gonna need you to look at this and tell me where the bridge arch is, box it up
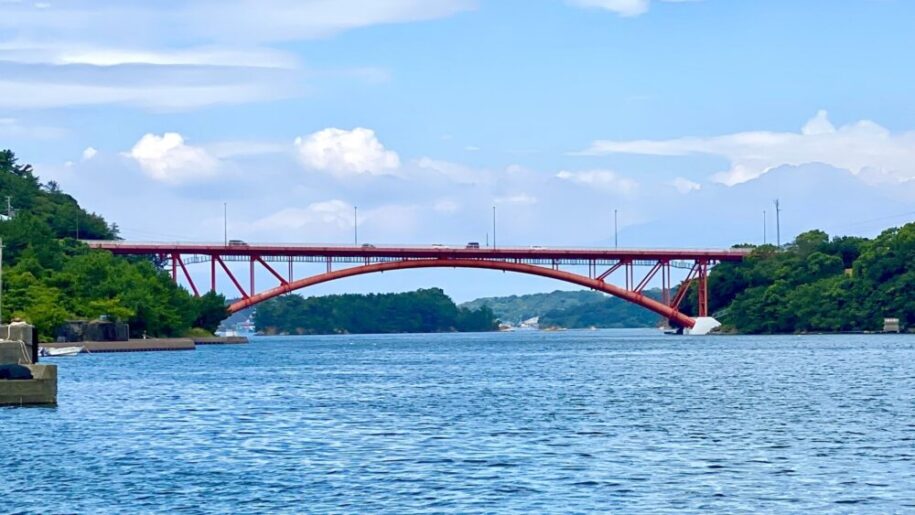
[228,258,697,329]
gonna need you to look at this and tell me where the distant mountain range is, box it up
[461,289,662,328]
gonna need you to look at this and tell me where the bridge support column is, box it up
[697,261,709,317]
[171,253,178,282]
[250,257,255,298]
[211,256,216,292]
[661,261,671,306]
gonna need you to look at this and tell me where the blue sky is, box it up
[3,0,915,301]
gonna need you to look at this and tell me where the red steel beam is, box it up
[634,261,663,293]
[597,261,625,281]
[670,263,700,310]
[214,255,248,299]
[254,255,289,286]
[175,254,200,297]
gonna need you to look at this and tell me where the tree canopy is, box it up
[0,149,227,340]
[680,225,915,333]
[253,288,498,335]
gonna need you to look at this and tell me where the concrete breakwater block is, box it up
[0,364,57,406]
[0,324,38,364]
[0,340,30,365]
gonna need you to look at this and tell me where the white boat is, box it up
[39,346,85,357]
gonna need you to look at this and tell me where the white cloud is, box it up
[184,0,474,43]
[567,0,696,17]
[125,132,219,184]
[579,110,915,186]
[556,169,639,194]
[81,146,97,160]
[0,1,466,110]
[0,1,472,44]
[294,128,400,177]
[670,177,700,193]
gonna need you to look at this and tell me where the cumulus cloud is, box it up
[567,0,696,17]
[294,128,400,177]
[578,110,915,186]
[81,146,97,161]
[556,169,639,194]
[125,132,219,184]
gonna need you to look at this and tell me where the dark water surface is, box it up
[2,330,914,513]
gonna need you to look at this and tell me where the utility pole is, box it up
[614,209,619,248]
[354,206,358,246]
[763,210,767,245]
[774,199,782,247]
[486,232,489,248]
[223,202,227,246]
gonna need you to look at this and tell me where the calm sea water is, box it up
[2,330,914,513]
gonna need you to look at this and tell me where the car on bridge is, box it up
[228,239,248,247]
[466,242,480,249]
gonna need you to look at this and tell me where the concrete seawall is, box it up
[41,336,248,353]
[0,364,57,406]
[43,339,195,353]
[194,336,249,345]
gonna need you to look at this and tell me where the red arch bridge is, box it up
[85,242,750,335]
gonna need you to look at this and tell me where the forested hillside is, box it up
[681,226,915,333]
[253,288,497,335]
[539,290,663,328]
[461,290,606,324]
[0,150,227,341]
[461,289,663,328]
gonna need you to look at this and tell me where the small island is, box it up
[252,288,498,335]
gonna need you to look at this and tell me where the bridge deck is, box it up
[85,241,750,263]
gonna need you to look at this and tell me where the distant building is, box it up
[884,318,901,333]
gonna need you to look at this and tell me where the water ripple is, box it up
[2,330,914,512]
